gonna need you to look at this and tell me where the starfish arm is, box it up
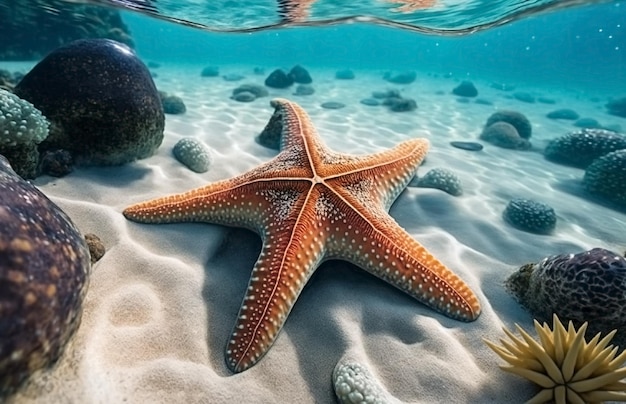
[327,204,481,322]
[226,191,326,373]
[324,138,429,210]
[123,178,311,232]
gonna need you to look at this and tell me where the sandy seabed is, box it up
[3,61,626,403]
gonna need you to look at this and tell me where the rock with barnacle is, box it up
[505,248,626,341]
[485,314,626,404]
[544,128,626,169]
[333,358,401,404]
[503,198,556,234]
[583,149,626,207]
[172,138,212,173]
[415,167,463,196]
[0,89,49,178]
[0,154,91,395]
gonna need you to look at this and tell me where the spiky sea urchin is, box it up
[485,314,626,404]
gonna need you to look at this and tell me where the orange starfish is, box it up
[386,0,437,12]
[277,0,438,22]
[123,99,481,373]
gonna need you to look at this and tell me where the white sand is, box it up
[4,61,626,403]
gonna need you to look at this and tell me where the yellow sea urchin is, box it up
[485,314,626,403]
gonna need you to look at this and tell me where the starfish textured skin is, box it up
[123,98,481,373]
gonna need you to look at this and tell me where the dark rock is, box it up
[293,84,315,96]
[574,118,601,129]
[147,61,160,68]
[201,66,219,77]
[0,143,39,180]
[232,91,256,102]
[450,141,483,151]
[383,71,416,84]
[456,98,471,104]
[546,109,579,120]
[38,149,74,177]
[513,92,535,103]
[223,74,245,82]
[606,97,626,118]
[161,94,186,114]
[264,69,294,89]
[388,98,417,112]
[253,67,265,75]
[14,39,165,166]
[485,110,532,139]
[474,99,493,106]
[372,90,400,99]
[335,69,355,80]
[480,122,531,150]
[360,98,380,106]
[452,81,478,97]
[537,97,556,104]
[233,84,269,98]
[0,154,90,393]
[256,105,283,150]
[288,65,312,84]
[321,102,345,110]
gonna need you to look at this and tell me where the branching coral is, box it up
[485,314,626,403]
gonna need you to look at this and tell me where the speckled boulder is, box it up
[173,138,212,173]
[485,110,532,139]
[505,248,626,339]
[544,128,626,168]
[583,149,626,206]
[14,38,164,166]
[480,122,531,150]
[502,198,556,234]
[0,155,90,395]
[416,167,462,196]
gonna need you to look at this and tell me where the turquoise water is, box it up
[123,1,625,93]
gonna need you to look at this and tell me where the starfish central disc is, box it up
[123,98,481,373]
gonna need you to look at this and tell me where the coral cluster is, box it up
[0,89,49,178]
[503,198,556,234]
[583,150,626,206]
[544,128,626,168]
[333,359,398,404]
[416,167,463,196]
[485,314,626,404]
[173,138,212,173]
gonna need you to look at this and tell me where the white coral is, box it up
[0,89,49,146]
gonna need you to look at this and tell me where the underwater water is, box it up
[2,0,626,403]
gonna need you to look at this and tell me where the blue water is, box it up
[124,1,625,93]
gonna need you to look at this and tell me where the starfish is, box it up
[277,0,438,22]
[123,98,481,373]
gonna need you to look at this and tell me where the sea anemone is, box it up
[485,314,626,403]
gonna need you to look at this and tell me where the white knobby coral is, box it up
[0,89,49,146]
[485,314,626,403]
[333,359,401,404]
